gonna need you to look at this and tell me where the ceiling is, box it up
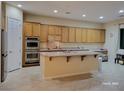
[6,1,124,23]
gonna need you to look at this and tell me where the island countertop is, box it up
[40,50,100,57]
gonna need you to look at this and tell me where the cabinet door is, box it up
[100,30,105,42]
[69,27,76,42]
[87,29,96,42]
[81,29,87,42]
[40,24,48,42]
[87,29,105,43]
[54,36,61,41]
[48,35,55,41]
[48,25,55,35]
[93,29,105,43]
[75,28,82,42]
[24,22,32,36]
[55,26,61,35]
[61,27,69,42]
[32,23,40,36]
[94,30,101,42]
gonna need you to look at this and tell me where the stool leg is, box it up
[115,58,116,64]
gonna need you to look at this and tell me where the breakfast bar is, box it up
[40,51,100,80]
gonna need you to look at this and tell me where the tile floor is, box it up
[0,62,124,91]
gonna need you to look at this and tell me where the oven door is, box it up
[26,41,39,50]
[25,51,40,64]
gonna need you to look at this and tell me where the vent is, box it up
[65,12,71,14]
[119,14,124,18]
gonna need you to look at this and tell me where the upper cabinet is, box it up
[40,24,48,42]
[55,26,61,35]
[61,26,69,43]
[48,25,62,42]
[24,22,40,37]
[48,25,55,35]
[87,29,105,43]
[100,30,105,43]
[32,23,41,36]
[48,25,61,35]
[24,22,105,43]
[24,22,32,36]
[81,29,87,42]
[69,27,76,42]
[75,28,82,42]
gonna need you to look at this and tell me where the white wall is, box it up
[24,14,104,29]
[104,18,124,63]
[24,14,104,49]
[4,4,23,68]
[5,4,23,23]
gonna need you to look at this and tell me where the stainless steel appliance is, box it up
[1,29,8,82]
[26,37,40,50]
[25,51,39,64]
[25,37,40,66]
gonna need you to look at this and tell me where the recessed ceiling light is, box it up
[82,14,86,17]
[53,10,58,13]
[119,10,124,13]
[17,4,22,8]
[99,16,104,19]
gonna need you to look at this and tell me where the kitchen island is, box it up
[40,50,100,80]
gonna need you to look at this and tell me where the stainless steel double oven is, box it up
[25,37,40,65]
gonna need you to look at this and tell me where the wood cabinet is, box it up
[61,27,69,42]
[100,30,105,42]
[69,27,76,42]
[87,29,105,43]
[48,25,55,35]
[24,22,32,36]
[32,23,40,36]
[40,24,48,42]
[48,25,61,34]
[87,29,97,42]
[24,22,105,43]
[48,25,61,42]
[81,29,87,42]
[24,22,40,37]
[32,23,40,37]
[55,26,61,35]
[54,36,61,41]
[75,28,82,42]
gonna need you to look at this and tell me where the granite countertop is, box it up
[40,50,100,57]
[40,48,89,52]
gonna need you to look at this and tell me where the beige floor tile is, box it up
[0,62,124,91]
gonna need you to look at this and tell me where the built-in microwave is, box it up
[25,37,40,50]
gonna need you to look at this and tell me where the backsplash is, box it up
[40,43,104,50]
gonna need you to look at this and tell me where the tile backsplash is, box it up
[40,43,104,50]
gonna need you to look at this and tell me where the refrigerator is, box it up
[1,29,8,82]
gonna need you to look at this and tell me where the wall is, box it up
[5,4,23,23]
[24,14,104,29]
[4,3,23,69]
[24,14,104,50]
[104,18,124,63]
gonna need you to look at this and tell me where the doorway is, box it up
[7,17,22,72]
